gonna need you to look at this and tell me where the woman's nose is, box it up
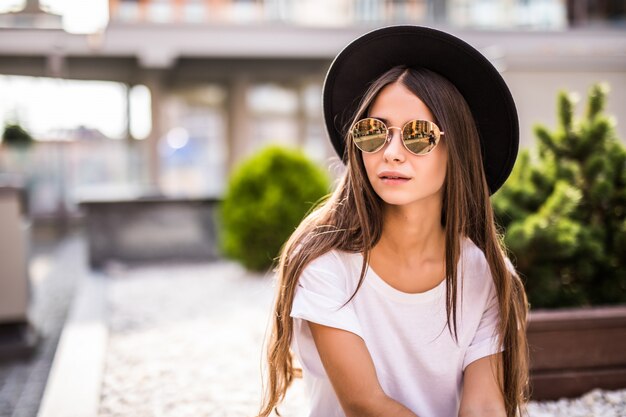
[383,127,405,161]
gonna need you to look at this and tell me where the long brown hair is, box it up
[258,66,529,417]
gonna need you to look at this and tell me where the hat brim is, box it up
[322,25,519,195]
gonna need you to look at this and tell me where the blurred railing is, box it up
[108,0,574,30]
[2,1,624,34]
[0,139,144,219]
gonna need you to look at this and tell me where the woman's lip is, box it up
[380,177,411,184]
[378,172,410,179]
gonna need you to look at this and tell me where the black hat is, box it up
[322,25,519,195]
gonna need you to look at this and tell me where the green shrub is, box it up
[2,123,33,148]
[493,83,626,308]
[218,145,330,272]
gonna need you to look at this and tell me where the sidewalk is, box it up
[0,234,84,417]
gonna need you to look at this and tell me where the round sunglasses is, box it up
[350,117,444,156]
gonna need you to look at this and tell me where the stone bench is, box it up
[79,196,222,269]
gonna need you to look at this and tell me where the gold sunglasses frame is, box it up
[350,117,445,156]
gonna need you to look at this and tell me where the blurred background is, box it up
[0,1,625,417]
[0,0,624,225]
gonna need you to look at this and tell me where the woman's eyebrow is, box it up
[370,116,389,124]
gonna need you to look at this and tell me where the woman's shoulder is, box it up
[304,247,357,275]
[460,236,515,269]
[459,236,488,268]
[459,236,516,288]
[459,236,495,289]
[296,248,359,296]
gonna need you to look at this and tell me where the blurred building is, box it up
[0,0,625,220]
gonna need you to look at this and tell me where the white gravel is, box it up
[527,388,626,417]
[98,260,307,417]
[97,260,626,417]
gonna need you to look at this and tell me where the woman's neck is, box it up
[375,199,446,267]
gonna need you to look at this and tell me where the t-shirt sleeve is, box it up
[462,271,504,371]
[289,252,363,339]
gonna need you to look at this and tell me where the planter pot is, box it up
[528,305,626,400]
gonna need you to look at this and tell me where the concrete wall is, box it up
[504,70,626,149]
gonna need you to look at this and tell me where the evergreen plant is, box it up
[493,83,626,308]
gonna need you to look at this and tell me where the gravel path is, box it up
[98,260,626,417]
[98,261,307,417]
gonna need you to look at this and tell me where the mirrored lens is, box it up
[402,120,441,155]
[351,118,387,153]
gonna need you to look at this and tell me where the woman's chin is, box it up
[378,194,418,206]
[377,189,442,207]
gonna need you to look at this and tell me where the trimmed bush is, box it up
[2,123,33,148]
[493,83,626,308]
[218,145,330,272]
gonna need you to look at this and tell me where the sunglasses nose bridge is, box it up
[380,126,406,157]
[386,126,402,143]
[385,126,402,150]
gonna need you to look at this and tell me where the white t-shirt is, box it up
[289,236,504,417]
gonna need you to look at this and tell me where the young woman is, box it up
[258,26,529,417]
